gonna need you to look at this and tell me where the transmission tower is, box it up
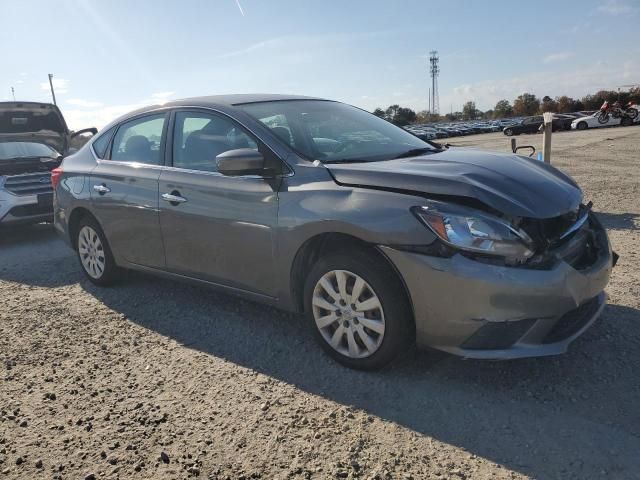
[429,50,440,115]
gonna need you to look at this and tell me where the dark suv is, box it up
[53,95,613,369]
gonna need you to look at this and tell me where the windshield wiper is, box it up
[393,147,441,159]
[321,158,378,164]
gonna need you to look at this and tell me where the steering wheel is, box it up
[332,139,361,154]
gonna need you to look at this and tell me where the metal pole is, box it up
[48,74,57,105]
[11,87,15,101]
[542,112,553,164]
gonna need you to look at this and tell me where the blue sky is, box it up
[1,0,639,128]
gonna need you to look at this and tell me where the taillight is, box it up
[51,167,63,189]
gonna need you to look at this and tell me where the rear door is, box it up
[158,109,280,296]
[90,112,168,268]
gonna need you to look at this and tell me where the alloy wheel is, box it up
[78,226,106,279]
[311,270,385,359]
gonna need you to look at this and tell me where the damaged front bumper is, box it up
[380,214,614,360]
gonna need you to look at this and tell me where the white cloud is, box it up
[543,52,573,63]
[66,98,104,108]
[597,0,636,15]
[40,78,69,95]
[63,103,145,130]
[437,59,640,112]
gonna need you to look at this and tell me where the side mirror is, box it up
[70,127,98,138]
[216,149,265,176]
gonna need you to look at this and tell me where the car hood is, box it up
[325,148,582,219]
[0,102,68,153]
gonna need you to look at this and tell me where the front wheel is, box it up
[304,250,413,370]
[76,217,120,286]
[576,121,588,131]
[597,112,609,124]
[504,128,514,136]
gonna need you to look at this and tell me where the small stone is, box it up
[19,420,27,428]
[260,403,269,412]
[160,451,170,464]
[84,474,96,480]
[35,460,43,469]
[15,457,24,465]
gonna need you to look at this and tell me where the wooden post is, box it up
[542,112,553,164]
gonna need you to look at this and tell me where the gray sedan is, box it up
[53,95,613,369]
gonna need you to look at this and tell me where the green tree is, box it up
[384,104,416,126]
[462,101,479,120]
[513,93,540,116]
[541,95,558,113]
[493,99,513,118]
[372,108,386,119]
[556,96,577,113]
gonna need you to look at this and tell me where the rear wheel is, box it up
[304,250,413,370]
[597,112,609,124]
[504,128,514,136]
[626,108,638,120]
[76,216,120,286]
[621,117,633,127]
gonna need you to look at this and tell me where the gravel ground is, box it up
[1,126,639,480]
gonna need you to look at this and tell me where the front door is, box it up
[158,109,279,296]
[90,113,168,268]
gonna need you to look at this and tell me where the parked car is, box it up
[503,116,543,135]
[54,94,614,370]
[0,102,96,226]
[503,115,572,136]
[571,106,639,130]
[551,113,576,131]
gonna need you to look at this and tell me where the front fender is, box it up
[273,164,436,310]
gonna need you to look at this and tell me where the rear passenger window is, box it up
[172,111,258,172]
[110,114,166,165]
[91,126,116,159]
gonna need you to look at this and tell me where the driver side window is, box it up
[172,111,258,173]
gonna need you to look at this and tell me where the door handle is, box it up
[161,192,187,204]
[93,184,111,195]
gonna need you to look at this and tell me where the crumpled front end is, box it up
[381,212,613,359]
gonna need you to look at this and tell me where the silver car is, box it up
[53,95,614,370]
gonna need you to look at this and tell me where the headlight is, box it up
[413,201,534,260]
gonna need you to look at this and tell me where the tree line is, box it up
[372,87,640,125]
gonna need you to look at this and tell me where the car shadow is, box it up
[595,212,639,231]
[82,271,640,479]
[0,223,78,288]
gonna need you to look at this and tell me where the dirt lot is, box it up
[1,126,639,480]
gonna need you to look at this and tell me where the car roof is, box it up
[106,94,329,128]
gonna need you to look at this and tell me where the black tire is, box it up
[75,215,120,286]
[576,121,588,131]
[303,249,414,370]
[626,108,638,120]
[504,128,514,136]
[597,112,609,124]
[621,117,633,127]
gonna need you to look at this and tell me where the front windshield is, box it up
[240,100,436,163]
[0,142,58,161]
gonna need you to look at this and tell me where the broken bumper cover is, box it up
[380,228,613,360]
